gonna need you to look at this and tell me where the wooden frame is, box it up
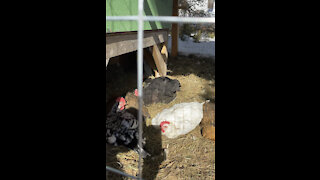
[106,29,168,77]
[152,43,167,76]
[106,29,168,59]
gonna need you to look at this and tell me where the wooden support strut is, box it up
[106,30,168,59]
[144,48,160,78]
[152,43,167,77]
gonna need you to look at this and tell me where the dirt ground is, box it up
[106,54,215,180]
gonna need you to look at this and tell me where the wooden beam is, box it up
[143,48,160,78]
[152,44,167,77]
[171,0,179,57]
[161,42,168,61]
[106,30,168,59]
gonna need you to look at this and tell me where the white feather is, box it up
[151,102,205,138]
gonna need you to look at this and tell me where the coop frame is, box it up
[106,0,215,179]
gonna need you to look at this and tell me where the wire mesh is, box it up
[106,1,215,179]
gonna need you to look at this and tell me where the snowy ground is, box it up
[171,0,215,58]
[167,36,215,58]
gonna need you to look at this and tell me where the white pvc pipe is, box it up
[137,0,144,179]
[106,16,215,24]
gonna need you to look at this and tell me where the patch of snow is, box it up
[167,36,215,58]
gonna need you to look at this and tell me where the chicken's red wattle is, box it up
[160,121,170,133]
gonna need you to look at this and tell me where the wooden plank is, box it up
[161,43,168,61]
[152,44,167,77]
[106,30,168,59]
[171,0,179,57]
[143,48,160,78]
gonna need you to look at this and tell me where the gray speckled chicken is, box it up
[106,98,150,158]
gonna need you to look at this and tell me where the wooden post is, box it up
[152,44,167,77]
[208,0,214,9]
[144,48,160,77]
[161,42,168,62]
[171,0,179,57]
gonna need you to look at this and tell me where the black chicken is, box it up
[143,77,181,105]
[106,100,150,158]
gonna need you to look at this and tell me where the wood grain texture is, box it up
[106,30,168,59]
[152,44,167,77]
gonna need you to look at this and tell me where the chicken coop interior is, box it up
[106,0,215,179]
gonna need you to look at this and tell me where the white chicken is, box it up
[151,102,207,138]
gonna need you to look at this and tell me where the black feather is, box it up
[143,77,181,105]
[106,109,150,157]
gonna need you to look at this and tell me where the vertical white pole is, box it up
[137,0,144,179]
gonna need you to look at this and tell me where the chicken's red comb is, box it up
[116,97,124,102]
[116,97,126,110]
[134,89,139,96]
